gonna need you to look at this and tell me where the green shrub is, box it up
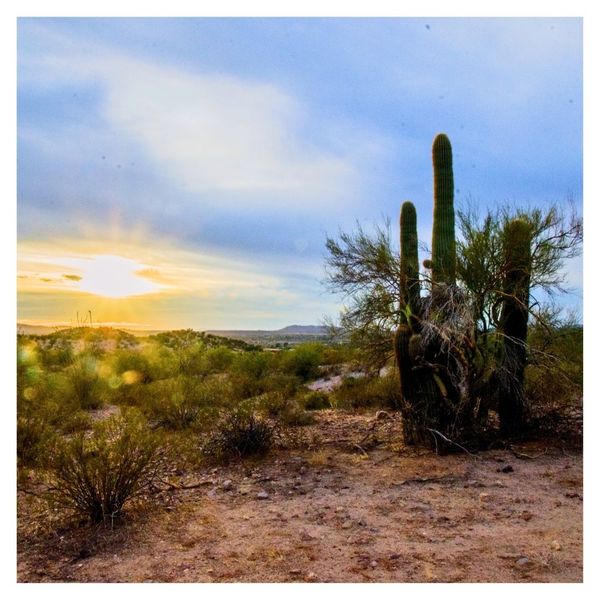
[203,408,275,461]
[37,344,74,370]
[46,413,163,523]
[17,415,55,468]
[300,390,331,411]
[17,370,92,467]
[143,376,229,430]
[331,374,400,410]
[280,343,323,381]
[64,356,105,410]
[201,346,234,374]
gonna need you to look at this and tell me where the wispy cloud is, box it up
[19,24,375,206]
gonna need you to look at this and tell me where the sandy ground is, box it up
[17,410,582,583]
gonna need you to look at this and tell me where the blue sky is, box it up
[17,17,583,329]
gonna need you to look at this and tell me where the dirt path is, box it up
[17,411,583,583]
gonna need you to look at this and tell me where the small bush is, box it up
[254,391,314,426]
[300,390,331,411]
[331,374,400,410]
[46,413,163,523]
[17,415,55,468]
[64,357,105,410]
[280,343,323,382]
[203,408,275,461]
[144,376,230,430]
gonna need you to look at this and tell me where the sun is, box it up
[75,255,161,298]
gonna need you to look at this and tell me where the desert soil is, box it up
[17,410,583,583]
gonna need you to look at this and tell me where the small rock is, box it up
[375,410,390,420]
[289,569,302,576]
[516,557,531,568]
[299,466,307,475]
[389,553,401,560]
[165,506,175,512]
[370,560,378,568]
[521,511,533,521]
[257,491,269,500]
[551,540,562,551]
[221,479,233,491]
[479,492,491,503]
[306,572,318,581]
[464,480,486,488]
[500,465,514,473]
[341,520,353,529]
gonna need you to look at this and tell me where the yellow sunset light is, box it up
[75,255,161,298]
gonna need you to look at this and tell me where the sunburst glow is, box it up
[74,255,161,298]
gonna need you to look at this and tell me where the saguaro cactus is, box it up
[431,133,456,286]
[498,218,532,436]
[399,201,421,324]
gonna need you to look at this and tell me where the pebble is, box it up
[306,572,318,581]
[257,491,270,500]
[370,560,378,568]
[479,492,491,503]
[341,521,353,529]
[516,557,531,568]
[464,480,485,488]
[551,540,562,551]
[289,569,302,575]
[221,479,233,491]
[500,465,514,473]
[299,466,307,474]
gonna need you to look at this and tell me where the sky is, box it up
[16,17,583,330]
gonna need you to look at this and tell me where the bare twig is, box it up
[426,428,479,458]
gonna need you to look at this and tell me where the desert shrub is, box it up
[177,343,207,376]
[111,344,179,382]
[203,408,275,461]
[300,390,331,411]
[17,371,92,467]
[261,372,301,396]
[111,348,154,383]
[46,413,163,523]
[143,376,230,430]
[231,351,275,380]
[277,401,315,426]
[331,373,400,410]
[253,391,314,426]
[280,343,323,381]
[201,346,234,374]
[17,415,55,468]
[522,323,582,442]
[109,380,148,407]
[64,356,105,410]
[37,343,74,370]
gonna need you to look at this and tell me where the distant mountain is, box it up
[274,325,329,335]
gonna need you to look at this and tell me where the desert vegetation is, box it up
[17,134,583,583]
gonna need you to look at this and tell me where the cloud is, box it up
[19,26,369,206]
